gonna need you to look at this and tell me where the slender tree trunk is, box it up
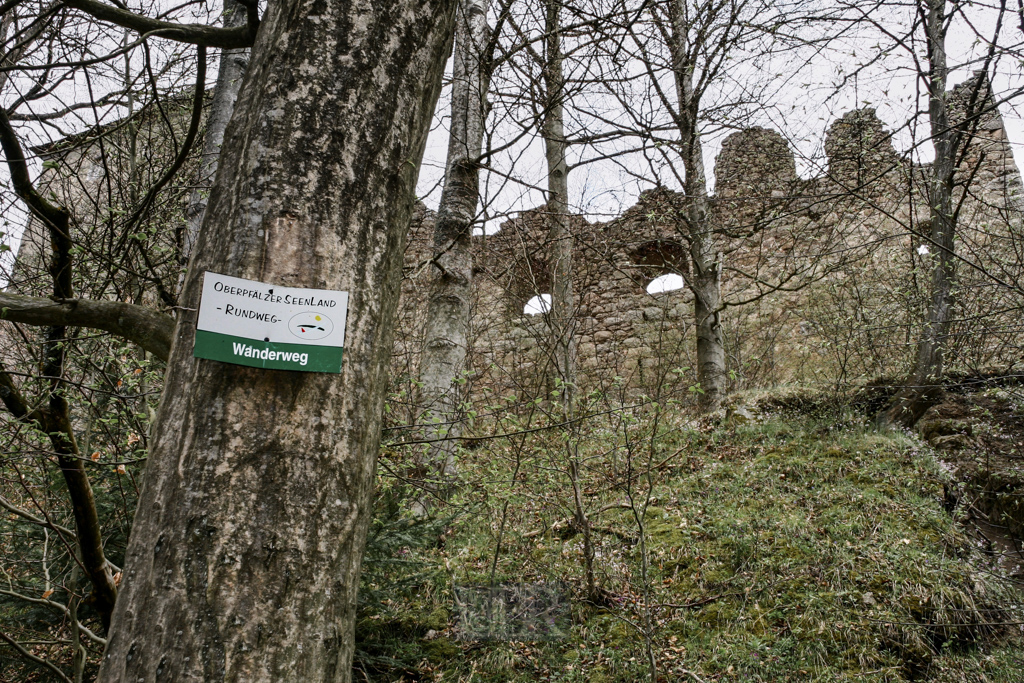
[542,0,577,407]
[668,0,726,411]
[180,0,249,274]
[0,106,119,628]
[882,0,956,428]
[98,1,457,680]
[69,563,86,683]
[542,0,596,600]
[413,0,491,513]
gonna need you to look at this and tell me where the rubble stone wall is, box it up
[394,75,1024,403]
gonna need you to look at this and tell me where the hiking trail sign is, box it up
[194,272,349,373]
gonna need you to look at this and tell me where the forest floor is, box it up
[357,384,1024,682]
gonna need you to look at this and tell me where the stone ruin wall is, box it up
[4,77,1019,404]
[393,75,1024,403]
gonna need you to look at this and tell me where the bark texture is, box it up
[413,0,491,509]
[882,0,957,428]
[98,0,456,680]
[181,0,250,273]
[667,0,726,411]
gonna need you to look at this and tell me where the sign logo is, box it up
[289,312,334,340]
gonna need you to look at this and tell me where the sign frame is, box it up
[193,271,349,373]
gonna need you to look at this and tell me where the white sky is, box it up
[415,0,1024,232]
[2,1,1023,281]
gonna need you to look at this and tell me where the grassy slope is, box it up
[357,400,1023,682]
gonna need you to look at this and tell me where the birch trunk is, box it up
[180,0,249,271]
[882,0,956,427]
[413,0,491,511]
[98,1,456,680]
[668,0,726,411]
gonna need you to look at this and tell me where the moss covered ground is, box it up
[357,395,1023,682]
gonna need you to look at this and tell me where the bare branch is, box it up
[62,0,257,48]
[0,494,77,537]
[0,107,68,228]
[0,589,107,646]
[0,293,173,361]
[0,629,74,683]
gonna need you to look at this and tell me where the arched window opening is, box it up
[630,240,688,294]
[646,273,685,294]
[523,294,552,315]
[503,253,552,315]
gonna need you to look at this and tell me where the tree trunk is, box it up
[690,238,726,411]
[667,0,726,411]
[542,0,577,407]
[541,0,596,601]
[98,1,456,680]
[180,0,249,274]
[881,0,956,428]
[413,0,491,513]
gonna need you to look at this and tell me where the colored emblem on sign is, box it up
[290,312,334,340]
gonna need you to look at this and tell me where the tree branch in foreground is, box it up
[0,363,119,630]
[0,292,173,361]
[62,0,257,48]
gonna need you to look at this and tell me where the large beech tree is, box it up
[98,1,457,681]
[2,0,458,680]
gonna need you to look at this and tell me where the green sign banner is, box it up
[193,330,344,373]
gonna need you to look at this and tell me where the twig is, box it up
[642,591,744,610]
[653,444,687,470]
[0,589,107,645]
[0,494,76,537]
[680,669,708,683]
[0,629,74,683]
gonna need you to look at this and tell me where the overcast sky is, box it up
[3,0,1023,281]
[414,0,1024,232]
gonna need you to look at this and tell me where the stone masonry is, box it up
[394,74,1024,404]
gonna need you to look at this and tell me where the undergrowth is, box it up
[358,396,1023,682]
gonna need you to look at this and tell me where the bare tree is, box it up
[876,0,1016,426]
[588,0,779,411]
[180,0,250,275]
[661,0,731,410]
[413,0,504,514]
[543,0,579,407]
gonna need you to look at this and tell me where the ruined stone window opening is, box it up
[630,240,688,295]
[523,294,552,316]
[505,253,553,315]
[646,273,685,294]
